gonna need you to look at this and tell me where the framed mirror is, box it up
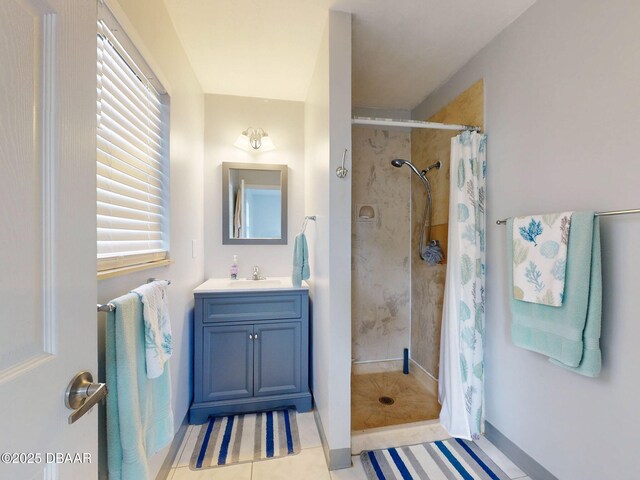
[222,162,288,245]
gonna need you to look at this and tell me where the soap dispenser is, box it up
[230,255,239,280]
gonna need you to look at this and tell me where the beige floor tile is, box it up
[297,411,322,449]
[171,462,252,479]
[330,455,367,480]
[251,446,330,480]
[351,421,450,454]
[175,425,200,468]
[474,436,527,479]
[351,372,440,430]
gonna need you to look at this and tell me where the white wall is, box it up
[413,0,640,478]
[203,94,305,279]
[305,10,352,468]
[97,1,204,478]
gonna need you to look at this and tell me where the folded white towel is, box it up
[132,280,172,378]
[512,212,572,306]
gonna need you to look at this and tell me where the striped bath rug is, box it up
[361,438,511,479]
[190,409,300,469]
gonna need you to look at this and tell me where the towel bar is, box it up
[97,278,172,312]
[496,208,640,225]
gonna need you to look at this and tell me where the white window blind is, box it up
[96,15,169,272]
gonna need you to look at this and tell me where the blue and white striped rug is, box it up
[190,410,300,469]
[361,438,511,479]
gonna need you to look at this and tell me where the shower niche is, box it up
[356,204,378,223]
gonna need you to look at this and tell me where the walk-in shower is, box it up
[350,125,450,450]
[391,159,443,264]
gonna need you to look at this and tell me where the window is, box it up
[96,9,169,273]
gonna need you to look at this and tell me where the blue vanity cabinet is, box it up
[254,322,301,397]
[190,287,312,424]
[202,324,254,402]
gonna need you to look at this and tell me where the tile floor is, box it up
[351,372,440,430]
[168,411,532,480]
[351,419,450,455]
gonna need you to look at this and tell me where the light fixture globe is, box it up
[233,129,252,151]
[259,132,275,152]
[233,127,275,152]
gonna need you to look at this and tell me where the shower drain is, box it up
[378,396,395,405]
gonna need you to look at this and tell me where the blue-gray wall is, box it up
[413,1,640,478]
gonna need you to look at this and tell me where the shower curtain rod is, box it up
[496,208,640,225]
[352,115,480,131]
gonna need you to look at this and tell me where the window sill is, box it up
[97,259,173,280]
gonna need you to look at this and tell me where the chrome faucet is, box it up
[251,265,265,281]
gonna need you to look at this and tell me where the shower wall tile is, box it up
[411,263,446,374]
[352,127,411,362]
[411,79,484,377]
[411,80,485,227]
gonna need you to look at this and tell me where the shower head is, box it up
[390,159,429,193]
[391,159,440,174]
[390,159,437,183]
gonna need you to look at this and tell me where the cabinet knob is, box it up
[254,333,259,340]
[249,334,254,340]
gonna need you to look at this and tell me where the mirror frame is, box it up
[222,162,288,245]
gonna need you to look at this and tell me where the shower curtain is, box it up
[439,131,487,440]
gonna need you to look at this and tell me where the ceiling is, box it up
[163,0,535,110]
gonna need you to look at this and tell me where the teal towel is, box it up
[106,293,174,479]
[292,233,310,287]
[507,212,602,377]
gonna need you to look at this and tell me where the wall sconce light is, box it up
[234,127,275,152]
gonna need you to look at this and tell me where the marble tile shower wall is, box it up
[409,129,451,378]
[410,80,484,378]
[351,127,411,362]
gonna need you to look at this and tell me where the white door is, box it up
[0,0,98,479]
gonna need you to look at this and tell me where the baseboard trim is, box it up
[313,408,352,470]
[352,358,403,374]
[484,422,558,480]
[408,359,438,398]
[328,448,353,470]
[155,413,189,480]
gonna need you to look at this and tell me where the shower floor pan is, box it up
[351,370,446,454]
[351,370,440,430]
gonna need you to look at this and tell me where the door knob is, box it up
[65,371,108,424]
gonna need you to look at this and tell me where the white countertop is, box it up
[194,277,309,294]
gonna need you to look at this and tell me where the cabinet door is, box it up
[254,322,301,396]
[202,325,254,401]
